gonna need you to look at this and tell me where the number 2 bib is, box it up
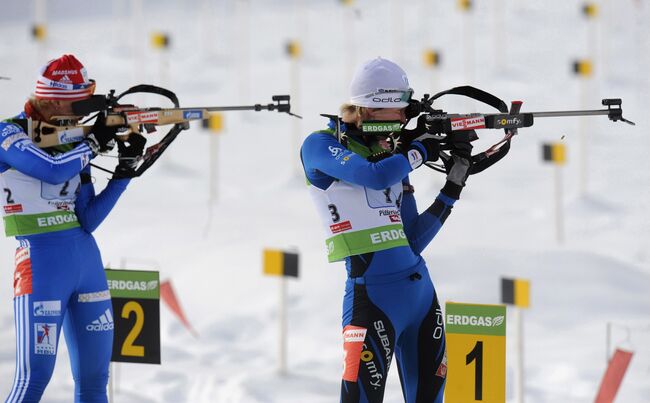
[1,169,80,236]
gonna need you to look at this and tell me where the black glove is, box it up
[85,114,117,155]
[397,114,440,169]
[442,141,473,187]
[413,134,441,162]
[401,134,440,170]
[112,133,146,179]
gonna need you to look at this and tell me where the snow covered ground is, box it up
[0,0,649,402]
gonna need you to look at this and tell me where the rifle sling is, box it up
[116,85,180,108]
[430,86,509,113]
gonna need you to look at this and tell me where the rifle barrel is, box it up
[177,104,278,112]
[202,105,264,112]
[530,109,609,118]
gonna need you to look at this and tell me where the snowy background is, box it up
[0,0,649,402]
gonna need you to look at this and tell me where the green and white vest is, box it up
[310,180,408,262]
[309,136,408,262]
[1,169,81,237]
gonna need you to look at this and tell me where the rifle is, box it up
[14,84,300,176]
[396,86,635,175]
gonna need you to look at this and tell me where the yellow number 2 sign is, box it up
[105,269,161,365]
[445,302,506,403]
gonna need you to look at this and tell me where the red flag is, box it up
[160,280,197,337]
[594,348,633,403]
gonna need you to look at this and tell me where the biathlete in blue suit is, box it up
[301,58,474,403]
[1,55,145,403]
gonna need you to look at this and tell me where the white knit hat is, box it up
[349,57,412,108]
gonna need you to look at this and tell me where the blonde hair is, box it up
[29,95,68,111]
[27,96,80,122]
[28,95,51,109]
[340,103,373,126]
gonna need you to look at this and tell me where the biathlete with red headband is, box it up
[1,54,145,403]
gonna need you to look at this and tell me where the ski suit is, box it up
[301,123,461,403]
[0,113,129,403]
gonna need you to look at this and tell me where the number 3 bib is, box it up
[309,180,408,262]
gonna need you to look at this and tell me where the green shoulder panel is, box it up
[312,128,335,136]
[345,136,385,159]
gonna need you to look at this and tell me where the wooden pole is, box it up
[342,3,356,95]
[601,0,610,79]
[279,275,288,375]
[159,43,170,89]
[461,3,475,112]
[606,322,612,363]
[131,0,144,86]
[200,0,215,57]
[290,56,302,178]
[462,6,475,86]
[554,163,564,244]
[112,0,127,51]
[494,0,506,72]
[515,307,525,403]
[587,8,598,71]
[203,132,219,237]
[391,0,404,65]
[34,0,47,63]
[209,133,219,204]
[236,0,251,104]
[108,362,114,403]
[578,79,589,197]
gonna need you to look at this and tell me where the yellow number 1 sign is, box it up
[445,302,506,403]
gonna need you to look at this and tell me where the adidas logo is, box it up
[86,309,114,332]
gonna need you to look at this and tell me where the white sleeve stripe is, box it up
[23,141,88,160]
[24,143,90,165]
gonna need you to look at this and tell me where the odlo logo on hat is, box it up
[35,54,95,101]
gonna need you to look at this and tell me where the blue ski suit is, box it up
[302,123,461,403]
[1,113,129,403]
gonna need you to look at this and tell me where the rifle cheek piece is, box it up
[71,95,108,116]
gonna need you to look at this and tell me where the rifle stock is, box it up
[21,88,295,149]
[24,107,261,148]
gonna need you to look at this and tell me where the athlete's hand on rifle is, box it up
[443,141,473,187]
[85,114,117,156]
[113,133,146,179]
[400,116,440,169]
[411,134,441,163]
